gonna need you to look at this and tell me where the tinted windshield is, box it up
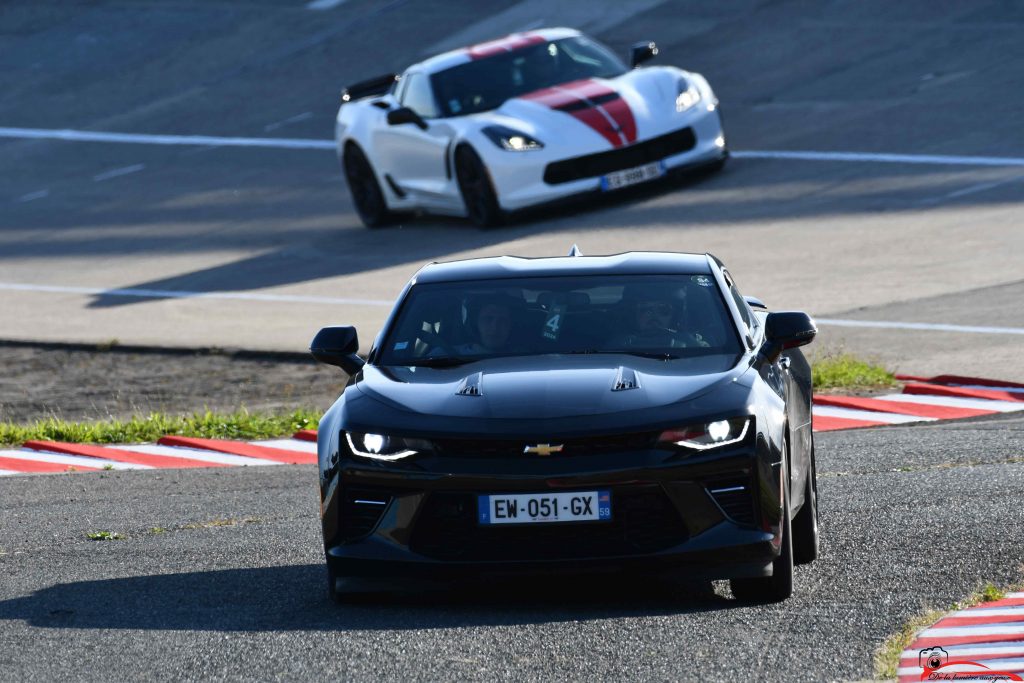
[378,274,743,366]
[431,36,628,117]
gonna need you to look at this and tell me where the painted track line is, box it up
[119,443,283,467]
[257,439,319,454]
[733,149,1024,167]
[903,382,1024,403]
[157,436,318,464]
[812,405,934,424]
[875,393,1024,413]
[23,440,225,469]
[0,452,100,473]
[816,318,1024,336]
[0,450,142,471]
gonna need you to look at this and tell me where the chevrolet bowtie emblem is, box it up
[523,443,563,456]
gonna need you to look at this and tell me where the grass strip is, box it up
[811,351,897,392]
[874,582,1017,680]
[0,408,320,448]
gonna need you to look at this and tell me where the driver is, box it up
[611,285,708,349]
[455,292,522,354]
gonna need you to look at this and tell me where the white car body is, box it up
[335,27,727,224]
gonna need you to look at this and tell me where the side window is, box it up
[400,73,439,118]
[723,271,755,336]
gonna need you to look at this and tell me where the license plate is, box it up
[478,490,611,525]
[600,161,665,191]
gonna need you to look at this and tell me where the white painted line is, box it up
[0,127,336,151]
[263,112,313,132]
[121,444,282,467]
[816,318,1024,336]
[811,405,934,424]
[921,622,1024,637]
[0,282,393,307]
[254,439,319,454]
[902,642,1024,659]
[92,163,145,182]
[0,450,148,470]
[1009,593,1024,599]
[306,0,347,9]
[733,150,1024,167]
[875,393,1024,413]
[17,189,49,203]
[953,606,1024,617]
[953,384,1024,394]
[897,661,1024,676]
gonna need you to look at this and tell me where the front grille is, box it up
[543,127,697,184]
[340,486,392,541]
[409,485,687,561]
[430,432,657,458]
[706,478,756,527]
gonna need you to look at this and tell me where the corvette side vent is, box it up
[612,366,640,392]
[456,372,483,397]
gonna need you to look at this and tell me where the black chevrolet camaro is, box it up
[311,250,819,602]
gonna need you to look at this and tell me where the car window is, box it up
[379,274,743,365]
[400,73,439,118]
[431,36,628,117]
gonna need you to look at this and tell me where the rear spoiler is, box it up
[341,73,399,104]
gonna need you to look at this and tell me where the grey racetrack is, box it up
[1,1,1023,680]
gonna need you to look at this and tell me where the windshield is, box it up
[378,274,743,366]
[431,36,628,117]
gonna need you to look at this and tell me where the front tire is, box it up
[792,443,820,565]
[455,145,504,228]
[343,144,392,228]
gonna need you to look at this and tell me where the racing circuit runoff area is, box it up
[1,0,1023,680]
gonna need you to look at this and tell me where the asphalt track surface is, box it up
[2,2,1024,680]
[0,414,1022,681]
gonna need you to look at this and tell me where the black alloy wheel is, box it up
[343,144,392,228]
[792,444,820,565]
[455,145,504,228]
[730,442,794,602]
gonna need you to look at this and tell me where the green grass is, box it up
[0,408,320,448]
[874,582,1016,680]
[810,351,897,392]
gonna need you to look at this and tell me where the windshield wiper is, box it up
[403,356,476,368]
[565,349,681,360]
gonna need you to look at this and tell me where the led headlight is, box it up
[482,125,544,152]
[345,431,418,461]
[675,78,702,112]
[658,416,750,451]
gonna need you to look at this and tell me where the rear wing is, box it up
[341,73,399,104]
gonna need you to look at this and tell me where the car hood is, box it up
[353,354,744,420]
[478,67,684,148]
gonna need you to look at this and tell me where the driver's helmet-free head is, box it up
[621,283,685,332]
[464,291,524,349]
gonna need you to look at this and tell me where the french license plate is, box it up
[600,161,665,191]
[478,490,611,525]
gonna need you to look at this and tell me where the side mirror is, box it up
[310,326,366,375]
[760,312,817,361]
[630,41,659,68]
[386,106,428,130]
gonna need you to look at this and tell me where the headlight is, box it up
[675,78,701,112]
[657,417,750,450]
[482,125,544,152]
[344,432,418,461]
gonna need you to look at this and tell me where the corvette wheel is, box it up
[343,144,392,228]
[455,146,504,228]
[792,443,820,565]
[730,448,794,603]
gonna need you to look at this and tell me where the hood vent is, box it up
[612,366,640,392]
[456,372,483,397]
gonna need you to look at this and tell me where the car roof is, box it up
[413,252,716,284]
[411,27,583,75]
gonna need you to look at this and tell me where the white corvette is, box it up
[335,27,727,228]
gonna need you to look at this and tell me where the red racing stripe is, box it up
[903,382,1024,402]
[0,456,99,473]
[24,440,225,469]
[293,429,318,442]
[157,435,317,464]
[812,395,992,419]
[520,79,633,148]
[811,415,885,431]
[559,80,637,144]
[467,33,545,60]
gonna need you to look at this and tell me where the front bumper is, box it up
[322,442,782,583]
[484,106,726,212]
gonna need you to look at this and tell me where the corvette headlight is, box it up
[675,78,701,112]
[482,125,544,152]
[658,417,750,450]
[345,431,418,460]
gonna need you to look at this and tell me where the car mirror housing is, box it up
[386,106,428,130]
[310,326,365,375]
[760,312,817,361]
[630,41,658,68]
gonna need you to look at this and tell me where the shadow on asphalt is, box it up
[0,564,743,631]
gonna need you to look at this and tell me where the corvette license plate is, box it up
[478,490,611,525]
[600,161,665,191]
